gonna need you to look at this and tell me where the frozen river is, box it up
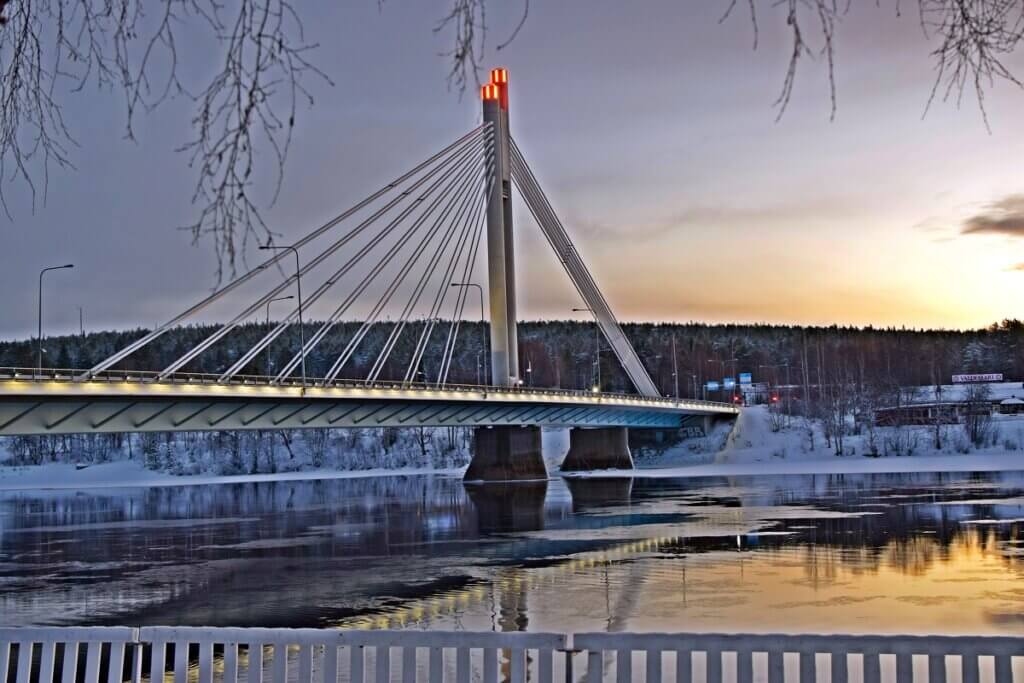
[1,470,1023,635]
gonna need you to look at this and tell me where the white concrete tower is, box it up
[481,69,519,386]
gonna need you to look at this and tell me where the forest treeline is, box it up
[2,318,1022,395]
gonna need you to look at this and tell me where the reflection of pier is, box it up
[565,478,633,512]
[465,482,549,533]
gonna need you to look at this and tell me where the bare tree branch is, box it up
[920,0,1024,129]
[721,0,1023,122]
[434,0,487,94]
[0,0,329,281]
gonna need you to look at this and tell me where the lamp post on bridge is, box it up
[573,307,601,392]
[264,295,295,377]
[450,282,487,386]
[37,264,74,375]
[259,244,306,392]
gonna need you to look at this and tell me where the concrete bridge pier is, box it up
[464,426,547,482]
[560,427,634,472]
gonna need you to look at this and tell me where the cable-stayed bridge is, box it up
[0,69,738,480]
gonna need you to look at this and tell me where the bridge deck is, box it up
[0,368,738,436]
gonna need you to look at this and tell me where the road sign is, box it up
[739,372,752,385]
[706,381,720,391]
[723,377,736,389]
[952,373,1003,383]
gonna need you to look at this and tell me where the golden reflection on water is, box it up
[334,525,1023,636]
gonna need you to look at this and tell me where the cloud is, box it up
[961,194,1024,237]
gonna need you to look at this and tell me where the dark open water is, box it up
[1,471,1022,635]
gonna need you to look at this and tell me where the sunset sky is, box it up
[2,1,1023,338]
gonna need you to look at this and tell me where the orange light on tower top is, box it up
[480,83,500,102]
[490,68,510,110]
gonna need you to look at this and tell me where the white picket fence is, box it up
[1,627,1021,683]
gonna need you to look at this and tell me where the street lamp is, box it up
[450,282,487,385]
[573,307,601,392]
[259,244,306,391]
[264,295,295,377]
[671,333,680,399]
[707,357,738,400]
[38,264,74,373]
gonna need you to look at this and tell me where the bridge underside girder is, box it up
[0,397,686,437]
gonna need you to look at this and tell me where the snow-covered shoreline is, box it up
[5,405,1024,492]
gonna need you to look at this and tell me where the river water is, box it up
[1,471,1022,635]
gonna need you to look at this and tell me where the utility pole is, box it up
[38,264,74,374]
[451,282,488,385]
[259,245,306,392]
[481,69,518,387]
[573,307,600,391]
[671,334,679,399]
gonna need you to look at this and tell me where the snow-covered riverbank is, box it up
[4,405,1024,491]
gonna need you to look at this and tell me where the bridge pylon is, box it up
[481,69,519,387]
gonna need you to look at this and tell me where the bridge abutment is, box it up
[560,427,634,472]
[465,426,547,482]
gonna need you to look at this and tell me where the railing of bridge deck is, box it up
[1,627,1021,683]
[0,367,739,412]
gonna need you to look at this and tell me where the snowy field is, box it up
[3,406,1024,491]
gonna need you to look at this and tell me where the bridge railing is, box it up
[1,627,1021,682]
[0,367,739,412]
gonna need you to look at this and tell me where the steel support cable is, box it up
[404,317,438,386]
[169,132,489,378]
[436,217,485,387]
[366,161,491,384]
[358,159,489,384]
[173,131,491,382]
[262,154,489,386]
[403,173,492,385]
[280,145,489,385]
[81,124,490,381]
[510,140,660,397]
[510,151,621,371]
[436,214,485,387]
[225,143,490,385]
[511,147,623,337]
[438,215,486,387]
[512,148,658,396]
[397,163,492,386]
[391,170,487,386]
[436,179,490,386]
[509,149,610,321]
[300,151,487,386]
[230,139,489,384]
